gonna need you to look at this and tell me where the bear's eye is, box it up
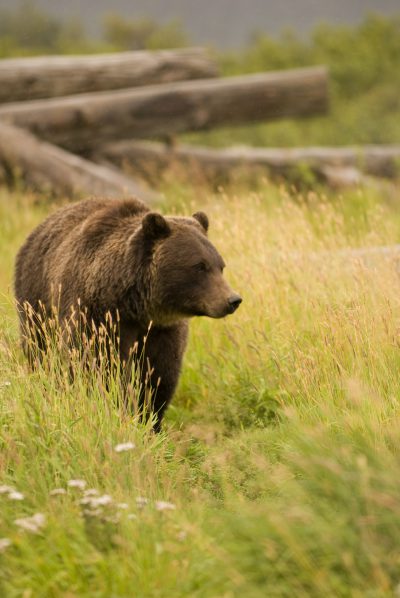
[194,261,208,273]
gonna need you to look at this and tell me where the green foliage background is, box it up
[189,15,400,147]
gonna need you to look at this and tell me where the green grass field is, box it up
[1,182,400,597]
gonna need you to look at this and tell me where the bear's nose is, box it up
[228,294,242,313]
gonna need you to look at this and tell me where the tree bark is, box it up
[0,48,219,103]
[0,122,160,203]
[96,140,400,186]
[0,67,329,152]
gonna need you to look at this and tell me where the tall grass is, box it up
[1,183,400,596]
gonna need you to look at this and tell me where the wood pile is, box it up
[4,48,394,200]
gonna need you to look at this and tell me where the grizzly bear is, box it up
[14,197,241,431]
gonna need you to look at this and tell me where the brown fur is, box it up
[14,197,241,431]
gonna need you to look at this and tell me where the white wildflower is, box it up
[127,513,137,520]
[117,502,129,510]
[136,496,148,508]
[0,381,11,389]
[0,486,24,500]
[15,513,46,534]
[49,488,67,496]
[79,496,94,506]
[93,494,113,506]
[80,494,112,509]
[155,500,176,512]
[83,508,103,518]
[0,485,15,495]
[67,479,86,490]
[8,491,24,501]
[114,442,136,453]
[104,514,119,524]
[83,489,99,497]
[0,538,11,552]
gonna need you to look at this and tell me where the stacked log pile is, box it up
[0,49,333,201]
[0,48,395,202]
[0,48,222,202]
[0,66,328,151]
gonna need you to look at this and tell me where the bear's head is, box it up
[140,210,242,326]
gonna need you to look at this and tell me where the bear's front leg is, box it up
[140,321,189,432]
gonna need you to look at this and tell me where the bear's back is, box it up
[14,197,147,314]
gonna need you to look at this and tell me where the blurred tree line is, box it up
[0,1,399,146]
[0,1,188,55]
[204,14,400,147]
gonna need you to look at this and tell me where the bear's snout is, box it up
[227,294,242,314]
[203,277,242,319]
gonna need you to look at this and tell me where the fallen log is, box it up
[0,48,219,103]
[273,243,400,273]
[0,122,160,203]
[96,140,400,187]
[0,67,329,152]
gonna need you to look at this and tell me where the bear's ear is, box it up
[192,211,209,232]
[142,212,171,240]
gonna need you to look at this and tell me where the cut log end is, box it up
[0,121,162,204]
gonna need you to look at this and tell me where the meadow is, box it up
[1,180,400,596]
